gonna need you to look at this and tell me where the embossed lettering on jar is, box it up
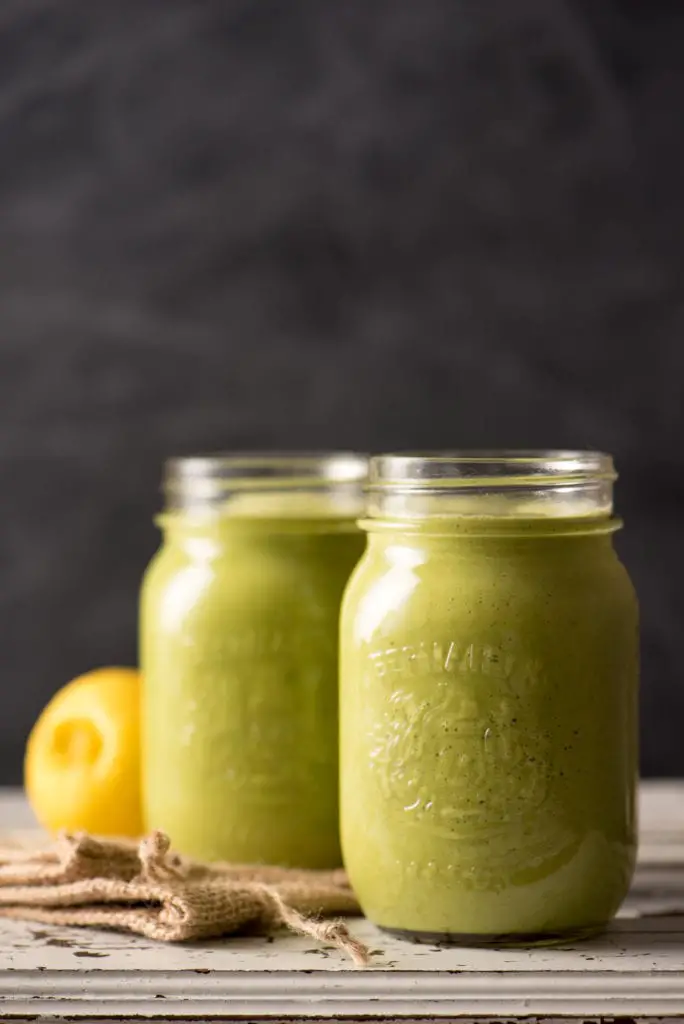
[141,453,367,867]
[340,452,639,944]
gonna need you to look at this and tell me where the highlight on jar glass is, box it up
[140,452,368,868]
[340,451,639,945]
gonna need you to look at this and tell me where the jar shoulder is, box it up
[341,539,638,643]
[143,533,362,624]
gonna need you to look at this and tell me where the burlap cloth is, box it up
[0,830,370,966]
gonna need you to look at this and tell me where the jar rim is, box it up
[368,450,616,490]
[166,451,369,486]
[163,451,369,513]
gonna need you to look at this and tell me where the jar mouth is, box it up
[164,451,369,515]
[368,451,615,489]
[366,451,616,520]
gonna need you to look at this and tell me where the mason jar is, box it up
[340,452,638,944]
[141,453,367,867]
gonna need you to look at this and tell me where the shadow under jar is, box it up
[340,452,639,945]
[141,453,368,867]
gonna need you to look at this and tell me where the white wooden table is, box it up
[1,783,683,1021]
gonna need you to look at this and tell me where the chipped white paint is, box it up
[0,782,683,1019]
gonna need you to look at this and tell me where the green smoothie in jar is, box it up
[340,452,638,944]
[141,453,367,867]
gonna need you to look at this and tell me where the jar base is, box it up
[379,923,606,949]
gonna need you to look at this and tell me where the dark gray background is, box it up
[0,0,682,783]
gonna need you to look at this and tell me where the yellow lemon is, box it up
[24,667,142,837]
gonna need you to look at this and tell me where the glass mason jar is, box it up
[141,453,368,867]
[340,452,639,944]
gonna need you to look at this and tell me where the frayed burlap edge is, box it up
[0,830,370,966]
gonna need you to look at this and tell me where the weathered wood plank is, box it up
[0,783,683,1020]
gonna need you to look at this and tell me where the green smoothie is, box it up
[141,458,366,868]
[340,512,638,941]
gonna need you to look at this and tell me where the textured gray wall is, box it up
[1,0,683,782]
